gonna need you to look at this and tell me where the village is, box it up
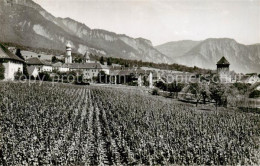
[0,42,259,109]
[1,42,260,85]
[1,0,260,165]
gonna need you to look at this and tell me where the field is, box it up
[0,82,260,165]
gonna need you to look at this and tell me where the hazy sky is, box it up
[33,0,260,46]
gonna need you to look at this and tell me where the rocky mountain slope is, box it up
[175,38,260,73]
[0,0,170,63]
[156,40,200,58]
[157,38,260,73]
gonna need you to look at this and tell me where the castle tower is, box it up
[217,56,231,82]
[65,42,72,63]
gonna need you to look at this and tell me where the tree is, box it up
[249,90,260,98]
[97,71,108,83]
[107,58,112,66]
[100,56,104,65]
[38,72,51,81]
[168,81,184,98]
[23,63,29,78]
[155,81,166,91]
[209,83,228,109]
[186,83,210,106]
[0,63,5,80]
[15,49,24,60]
[14,68,23,80]
[52,56,58,63]
[233,83,250,95]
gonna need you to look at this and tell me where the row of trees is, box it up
[154,81,255,109]
[97,55,211,73]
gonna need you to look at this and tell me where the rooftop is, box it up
[217,56,230,65]
[0,43,24,62]
[26,57,45,65]
[65,63,102,69]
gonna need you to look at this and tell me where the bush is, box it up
[128,81,138,86]
[152,89,159,95]
[0,63,5,80]
[249,90,260,98]
[14,69,24,80]
[38,72,51,81]
[75,74,90,85]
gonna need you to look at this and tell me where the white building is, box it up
[0,44,24,80]
[52,62,69,72]
[68,63,103,80]
[26,57,53,72]
[240,74,259,84]
[101,64,110,75]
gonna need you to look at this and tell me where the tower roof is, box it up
[66,42,71,48]
[217,56,230,65]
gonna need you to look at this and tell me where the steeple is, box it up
[65,42,72,63]
[84,51,90,63]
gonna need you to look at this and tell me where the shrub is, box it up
[249,90,260,98]
[152,88,159,95]
[38,72,51,81]
[0,63,5,80]
[14,69,24,80]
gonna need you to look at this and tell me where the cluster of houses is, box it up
[0,42,259,88]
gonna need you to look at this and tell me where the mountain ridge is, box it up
[171,38,260,73]
[0,0,170,63]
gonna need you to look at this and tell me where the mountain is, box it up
[173,38,260,73]
[0,0,170,63]
[155,40,200,58]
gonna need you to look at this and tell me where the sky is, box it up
[33,0,260,46]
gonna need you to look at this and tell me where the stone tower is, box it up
[65,42,72,64]
[217,56,231,82]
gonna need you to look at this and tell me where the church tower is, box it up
[84,51,90,63]
[65,42,72,63]
[217,56,231,82]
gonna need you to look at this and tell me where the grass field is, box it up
[0,82,260,165]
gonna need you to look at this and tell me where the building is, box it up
[217,56,231,83]
[65,43,72,64]
[68,63,103,81]
[26,57,53,72]
[101,64,110,75]
[52,62,69,72]
[239,74,259,84]
[0,43,24,80]
[27,66,39,78]
[21,50,54,61]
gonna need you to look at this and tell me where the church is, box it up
[0,43,24,80]
[63,43,104,81]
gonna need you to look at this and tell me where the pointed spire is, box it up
[217,56,230,65]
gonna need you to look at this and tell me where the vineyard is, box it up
[0,82,260,165]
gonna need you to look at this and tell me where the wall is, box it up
[41,65,53,72]
[58,67,69,72]
[82,68,101,80]
[3,61,23,80]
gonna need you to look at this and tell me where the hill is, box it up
[156,40,200,58]
[158,38,260,73]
